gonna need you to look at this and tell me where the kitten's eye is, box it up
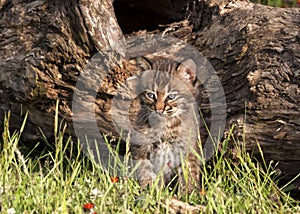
[146,92,156,99]
[167,94,176,100]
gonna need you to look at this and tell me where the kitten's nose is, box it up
[156,109,164,114]
[155,100,165,114]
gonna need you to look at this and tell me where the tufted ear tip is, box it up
[177,59,197,83]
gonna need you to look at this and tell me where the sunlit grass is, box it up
[251,0,299,8]
[0,110,299,213]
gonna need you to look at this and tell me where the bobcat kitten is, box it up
[116,57,201,192]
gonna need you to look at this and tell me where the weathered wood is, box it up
[186,0,300,180]
[0,0,123,144]
[0,0,299,190]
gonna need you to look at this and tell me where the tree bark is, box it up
[186,0,300,180]
[0,0,299,189]
[0,0,124,143]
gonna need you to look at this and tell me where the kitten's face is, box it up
[132,57,198,120]
[138,71,188,118]
[143,88,178,116]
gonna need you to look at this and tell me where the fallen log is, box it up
[0,0,299,192]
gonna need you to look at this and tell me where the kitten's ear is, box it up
[177,59,197,83]
[118,75,138,99]
[125,75,138,90]
[133,57,152,71]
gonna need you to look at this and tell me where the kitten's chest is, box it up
[150,141,186,172]
[161,116,181,140]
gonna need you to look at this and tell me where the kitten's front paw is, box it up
[139,178,155,188]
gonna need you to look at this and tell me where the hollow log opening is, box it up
[113,0,189,33]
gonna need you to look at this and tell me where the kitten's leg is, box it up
[131,145,159,187]
[136,159,158,187]
[137,159,174,189]
[187,152,201,192]
[177,152,200,194]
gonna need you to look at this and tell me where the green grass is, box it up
[251,0,299,8]
[0,112,299,213]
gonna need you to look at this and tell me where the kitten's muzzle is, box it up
[156,109,164,114]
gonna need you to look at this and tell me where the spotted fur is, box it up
[126,57,201,192]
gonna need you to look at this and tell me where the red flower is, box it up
[111,177,119,183]
[199,189,206,196]
[83,203,94,210]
